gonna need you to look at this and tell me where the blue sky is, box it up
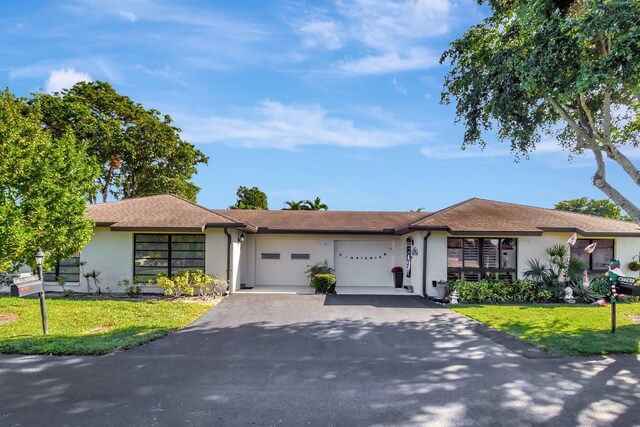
[1,0,637,212]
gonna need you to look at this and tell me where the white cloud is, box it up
[294,0,455,74]
[116,10,137,22]
[420,140,566,160]
[179,101,433,150]
[340,48,439,75]
[298,20,343,50]
[391,77,407,95]
[45,68,92,93]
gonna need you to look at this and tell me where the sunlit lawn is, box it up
[452,303,640,356]
[0,296,216,355]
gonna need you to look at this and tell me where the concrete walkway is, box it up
[0,294,639,426]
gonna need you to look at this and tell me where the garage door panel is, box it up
[334,241,393,287]
[256,239,315,286]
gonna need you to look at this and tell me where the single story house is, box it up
[38,195,640,297]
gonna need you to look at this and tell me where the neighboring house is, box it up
[36,195,640,297]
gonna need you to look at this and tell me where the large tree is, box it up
[0,89,98,272]
[35,81,208,203]
[441,0,640,222]
[229,186,268,210]
[555,197,631,220]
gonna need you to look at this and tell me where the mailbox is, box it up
[615,276,640,296]
[10,274,44,297]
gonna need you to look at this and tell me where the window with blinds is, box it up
[447,238,517,281]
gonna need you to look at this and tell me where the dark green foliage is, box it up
[36,81,208,203]
[0,89,98,272]
[311,274,336,294]
[442,0,640,222]
[283,197,328,210]
[448,279,553,303]
[229,186,268,210]
[555,197,631,220]
[305,261,335,282]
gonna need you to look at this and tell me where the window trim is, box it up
[44,255,81,283]
[571,238,614,273]
[447,237,518,281]
[133,234,206,282]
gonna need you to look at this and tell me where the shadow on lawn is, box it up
[0,296,638,425]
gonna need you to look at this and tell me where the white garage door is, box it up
[255,238,315,286]
[334,241,394,287]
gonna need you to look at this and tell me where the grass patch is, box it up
[0,296,216,355]
[451,303,640,356]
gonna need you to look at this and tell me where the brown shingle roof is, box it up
[86,195,243,231]
[214,210,431,234]
[85,195,640,236]
[410,198,640,236]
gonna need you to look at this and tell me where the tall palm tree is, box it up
[282,201,304,210]
[302,197,328,211]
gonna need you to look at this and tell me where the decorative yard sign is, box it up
[607,260,640,334]
[10,273,48,334]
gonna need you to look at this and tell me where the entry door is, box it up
[334,241,394,287]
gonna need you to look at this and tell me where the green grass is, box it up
[0,296,214,355]
[451,303,640,356]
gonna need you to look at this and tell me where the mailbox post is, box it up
[10,249,48,335]
[34,248,48,335]
[607,260,640,334]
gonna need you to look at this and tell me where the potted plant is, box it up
[628,255,640,272]
[391,266,403,288]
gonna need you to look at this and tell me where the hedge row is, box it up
[448,279,553,303]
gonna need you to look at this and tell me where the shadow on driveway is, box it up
[0,294,639,426]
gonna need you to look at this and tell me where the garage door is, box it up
[255,238,315,286]
[334,241,394,287]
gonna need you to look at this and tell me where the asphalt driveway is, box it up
[1,294,639,426]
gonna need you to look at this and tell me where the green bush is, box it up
[156,270,215,298]
[589,275,611,297]
[311,274,336,294]
[448,279,552,303]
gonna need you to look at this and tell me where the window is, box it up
[134,234,205,282]
[44,255,80,283]
[570,239,614,273]
[261,253,280,260]
[291,253,310,260]
[447,238,517,281]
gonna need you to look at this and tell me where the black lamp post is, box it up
[34,248,48,335]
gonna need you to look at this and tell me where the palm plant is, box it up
[302,197,328,211]
[283,201,305,210]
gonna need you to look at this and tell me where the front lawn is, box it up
[0,296,215,355]
[451,303,640,356]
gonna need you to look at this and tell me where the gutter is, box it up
[421,231,432,298]
[223,228,231,285]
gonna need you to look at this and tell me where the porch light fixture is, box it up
[238,233,245,244]
[35,248,45,267]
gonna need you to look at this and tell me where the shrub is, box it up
[448,279,552,303]
[589,275,611,297]
[156,270,216,298]
[311,274,336,294]
[118,279,143,297]
[305,261,334,280]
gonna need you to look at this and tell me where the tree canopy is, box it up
[35,81,208,203]
[229,186,268,210]
[441,0,640,222]
[0,89,98,272]
[282,197,329,210]
[554,197,631,220]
